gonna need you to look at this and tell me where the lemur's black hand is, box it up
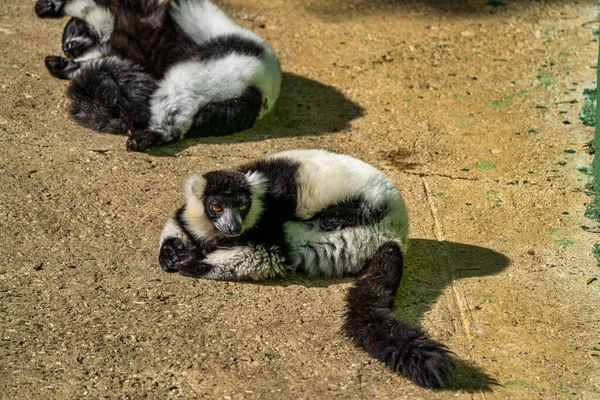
[126,130,164,152]
[159,238,214,278]
[159,238,192,272]
[35,0,65,18]
[45,56,80,79]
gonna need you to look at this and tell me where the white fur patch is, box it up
[284,221,402,277]
[269,150,408,233]
[242,171,267,231]
[170,0,263,46]
[202,244,288,280]
[149,52,280,139]
[74,47,104,63]
[65,0,114,43]
[179,175,223,241]
[158,216,190,249]
[184,174,207,202]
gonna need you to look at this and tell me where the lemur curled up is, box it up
[159,149,452,388]
[35,0,281,151]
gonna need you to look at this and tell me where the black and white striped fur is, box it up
[159,149,452,388]
[35,0,281,151]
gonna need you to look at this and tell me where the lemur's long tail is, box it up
[67,58,157,135]
[343,241,452,388]
[188,86,263,138]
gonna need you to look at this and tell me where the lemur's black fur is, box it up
[344,242,451,388]
[67,58,157,133]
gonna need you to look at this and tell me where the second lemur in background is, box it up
[158,149,452,388]
[35,0,281,151]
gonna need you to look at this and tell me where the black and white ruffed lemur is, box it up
[158,149,452,388]
[35,0,281,151]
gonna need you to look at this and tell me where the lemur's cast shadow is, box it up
[305,0,566,16]
[149,72,364,156]
[268,239,510,392]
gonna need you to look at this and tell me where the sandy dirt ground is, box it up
[1,0,600,398]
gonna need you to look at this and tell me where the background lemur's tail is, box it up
[343,241,452,388]
[188,86,263,138]
[67,58,158,135]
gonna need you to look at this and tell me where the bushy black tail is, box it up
[343,241,452,388]
[188,86,263,138]
[67,58,157,134]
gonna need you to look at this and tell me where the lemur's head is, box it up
[184,170,267,238]
[62,18,100,58]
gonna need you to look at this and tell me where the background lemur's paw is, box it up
[126,130,164,152]
[45,55,79,79]
[35,0,65,17]
[159,238,190,272]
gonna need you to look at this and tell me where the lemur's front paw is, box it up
[159,238,191,272]
[126,130,163,152]
[45,55,79,79]
[159,238,214,278]
[35,0,65,17]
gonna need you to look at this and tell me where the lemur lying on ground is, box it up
[158,149,452,388]
[35,0,281,151]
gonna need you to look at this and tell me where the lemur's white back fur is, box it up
[169,0,281,118]
[270,149,409,248]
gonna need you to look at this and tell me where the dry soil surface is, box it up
[1,0,600,398]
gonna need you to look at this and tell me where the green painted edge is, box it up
[594,37,600,210]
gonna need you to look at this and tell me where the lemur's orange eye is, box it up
[210,205,223,213]
[238,203,248,211]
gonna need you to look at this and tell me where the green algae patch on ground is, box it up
[579,88,596,127]
[549,229,575,247]
[488,88,533,106]
[537,69,556,87]
[593,242,600,268]
[476,159,496,170]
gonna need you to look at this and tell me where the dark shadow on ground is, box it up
[396,239,510,391]
[302,0,580,17]
[258,238,510,391]
[149,72,364,156]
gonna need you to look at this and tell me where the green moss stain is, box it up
[549,229,575,247]
[578,165,593,176]
[454,93,471,99]
[482,294,498,304]
[584,186,598,221]
[489,96,512,106]
[537,69,556,87]
[487,190,503,208]
[488,88,533,106]
[476,159,496,170]
[580,87,596,127]
[593,242,600,268]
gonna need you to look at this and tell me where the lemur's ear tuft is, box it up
[184,174,207,201]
